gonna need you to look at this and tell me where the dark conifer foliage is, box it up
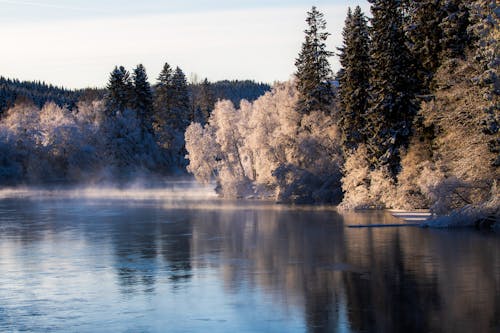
[202,80,270,107]
[170,67,190,130]
[105,66,133,114]
[295,6,335,115]
[405,0,445,93]
[190,78,215,124]
[365,0,418,175]
[468,0,499,166]
[132,64,154,132]
[198,78,215,122]
[337,6,370,154]
[153,62,174,131]
[440,0,471,59]
[0,77,79,114]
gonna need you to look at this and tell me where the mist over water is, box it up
[0,181,499,332]
[0,180,217,201]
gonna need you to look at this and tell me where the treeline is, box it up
[0,77,86,113]
[185,2,498,225]
[0,76,269,117]
[206,80,270,107]
[0,62,269,184]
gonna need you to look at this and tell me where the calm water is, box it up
[0,184,499,333]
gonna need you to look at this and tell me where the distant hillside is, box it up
[0,76,270,115]
[0,77,81,113]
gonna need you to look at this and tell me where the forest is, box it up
[0,0,498,227]
[0,66,268,183]
[185,1,499,227]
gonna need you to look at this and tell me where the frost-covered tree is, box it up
[396,57,498,214]
[105,66,133,114]
[185,80,343,203]
[295,6,335,115]
[132,64,153,134]
[338,145,371,209]
[339,144,397,210]
[398,0,498,216]
[0,100,104,183]
[365,0,418,175]
[337,6,370,153]
[185,122,218,183]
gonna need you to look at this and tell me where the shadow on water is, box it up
[0,187,498,332]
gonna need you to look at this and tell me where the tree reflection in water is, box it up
[0,197,498,332]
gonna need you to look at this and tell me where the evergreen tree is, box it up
[468,0,500,166]
[365,0,418,176]
[295,6,335,115]
[337,6,370,153]
[440,0,471,59]
[153,62,174,130]
[198,78,215,123]
[105,66,133,114]
[170,67,190,130]
[405,0,445,93]
[132,64,153,133]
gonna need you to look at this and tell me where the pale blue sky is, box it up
[0,0,369,89]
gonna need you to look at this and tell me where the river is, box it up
[0,183,498,332]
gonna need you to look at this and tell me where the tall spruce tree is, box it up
[191,78,215,124]
[295,6,335,115]
[337,6,370,154]
[105,66,133,114]
[405,0,445,93]
[469,0,500,166]
[365,0,418,176]
[170,67,190,130]
[153,62,174,131]
[132,64,153,133]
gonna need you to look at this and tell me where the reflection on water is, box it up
[0,186,498,332]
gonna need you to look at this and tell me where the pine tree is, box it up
[170,67,190,130]
[295,6,335,115]
[365,0,418,176]
[105,66,133,114]
[132,64,154,133]
[440,0,471,59]
[337,6,370,154]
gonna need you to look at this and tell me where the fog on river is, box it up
[0,183,499,333]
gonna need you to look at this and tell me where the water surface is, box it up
[0,184,498,332]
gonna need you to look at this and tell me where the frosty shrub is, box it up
[339,145,396,210]
[338,145,371,210]
[393,137,436,210]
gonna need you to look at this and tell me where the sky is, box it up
[0,0,369,89]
